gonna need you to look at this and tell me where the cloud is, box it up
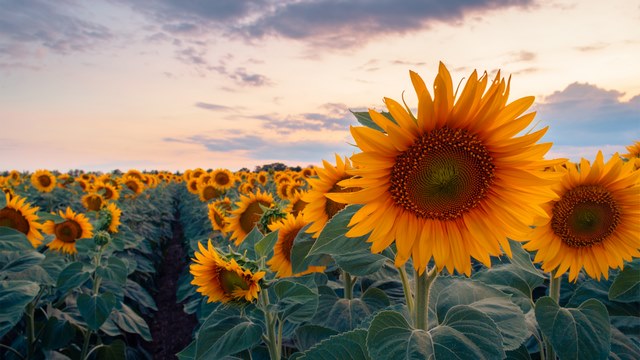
[257,103,356,134]
[533,82,639,149]
[194,102,233,111]
[0,1,112,63]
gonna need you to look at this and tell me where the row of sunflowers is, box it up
[0,169,176,359]
[1,63,639,359]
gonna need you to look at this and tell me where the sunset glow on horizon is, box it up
[1,0,638,172]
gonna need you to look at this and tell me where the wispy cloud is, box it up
[194,102,234,111]
[534,82,639,147]
[257,103,356,134]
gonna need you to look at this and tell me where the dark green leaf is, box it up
[56,262,91,294]
[350,110,396,132]
[96,257,128,286]
[40,317,76,350]
[0,227,33,251]
[609,261,640,303]
[77,292,116,330]
[295,325,339,352]
[535,297,610,360]
[237,227,263,260]
[610,327,640,360]
[195,316,262,359]
[291,224,325,274]
[323,288,389,332]
[299,329,370,360]
[505,343,532,360]
[124,279,157,311]
[0,251,45,274]
[0,280,40,338]
[274,280,319,323]
[308,205,366,256]
[110,303,152,341]
[254,229,279,259]
[95,339,126,360]
[177,341,196,360]
[333,252,387,277]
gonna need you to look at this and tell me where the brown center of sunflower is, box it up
[291,199,308,217]
[189,180,199,192]
[239,200,271,234]
[202,186,221,201]
[389,127,495,220]
[212,209,226,228]
[85,195,103,211]
[219,269,249,294]
[38,175,52,187]
[325,178,360,219]
[280,226,302,263]
[0,207,30,235]
[126,180,140,193]
[551,185,620,248]
[215,172,230,186]
[103,187,114,200]
[54,220,83,243]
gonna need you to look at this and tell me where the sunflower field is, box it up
[1,64,639,360]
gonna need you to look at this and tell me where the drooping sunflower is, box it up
[208,203,229,235]
[125,169,144,181]
[328,63,561,275]
[302,155,355,238]
[267,213,326,278]
[286,191,308,217]
[190,240,265,303]
[121,176,144,196]
[95,182,120,201]
[0,193,43,247]
[198,182,222,202]
[622,140,640,170]
[524,152,640,281]
[82,192,105,212]
[103,202,122,234]
[43,207,94,254]
[227,190,275,245]
[31,169,57,193]
[211,168,235,191]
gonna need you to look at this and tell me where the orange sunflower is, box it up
[622,141,640,170]
[190,240,265,303]
[328,63,560,275]
[211,168,235,191]
[198,181,223,202]
[286,191,308,217]
[31,169,57,193]
[208,203,229,235]
[227,190,274,245]
[267,213,326,278]
[81,192,105,212]
[43,207,94,254]
[121,176,144,196]
[103,202,122,234]
[0,193,43,247]
[303,155,356,238]
[524,152,640,281]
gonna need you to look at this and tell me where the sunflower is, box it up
[31,169,57,193]
[328,63,561,275]
[125,169,144,180]
[228,190,275,245]
[43,207,94,254]
[622,141,640,170]
[267,213,326,278]
[287,180,306,200]
[208,203,229,234]
[257,171,269,186]
[8,170,22,185]
[302,155,356,238]
[190,240,265,303]
[95,182,120,201]
[198,182,222,202]
[75,178,90,192]
[191,168,205,180]
[276,181,291,200]
[186,178,200,194]
[121,176,144,196]
[301,167,316,178]
[214,197,233,212]
[82,192,105,212]
[0,194,43,247]
[524,153,639,281]
[57,174,74,188]
[238,182,255,194]
[103,202,122,234]
[286,191,308,217]
[211,169,235,191]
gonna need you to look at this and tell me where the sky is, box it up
[1,0,638,172]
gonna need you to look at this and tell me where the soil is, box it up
[145,213,198,359]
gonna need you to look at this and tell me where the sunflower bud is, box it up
[94,230,111,246]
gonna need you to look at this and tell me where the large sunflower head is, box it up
[211,168,235,190]
[82,192,105,212]
[190,240,265,303]
[0,193,43,247]
[228,189,275,245]
[43,207,94,254]
[328,63,561,275]
[31,169,57,193]
[302,155,356,238]
[102,202,122,234]
[208,203,229,235]
[267,213,326,278]
[524,152,640,282]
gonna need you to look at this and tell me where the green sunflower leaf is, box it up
[609,260,640,303]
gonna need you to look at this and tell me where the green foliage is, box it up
[0,280,39,338]
[77,292,117,330]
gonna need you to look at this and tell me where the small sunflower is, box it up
[211,169,235,191]
[125,169,144,180]
[103,202,122,234]
[198,182,222,202]
[301,167,316,178]
[75,178,90,192]
[82,192,105,212]
[267,213,326,278]
[524,152,640,281]
[622,141,640,170]
[31,170,57,193]
[95,182,120,201]
[214,197,233,212]
[208,203,229,234]
[228,190,275,245]
[43,207,94,254]
[8,170,22,185]
[302,155,355,238]
[190,240,265,303]
[329,63,560,275]
[122,176,144,196]
[186,178,200,194]
[276,182,291,200]
[0,193,43,247]
[238,182,255,194]
[286,191,308,217]
[257,171,269,186]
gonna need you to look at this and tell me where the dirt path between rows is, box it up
[146,210,198,359]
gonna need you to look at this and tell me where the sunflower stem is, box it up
[397,263,414,316]
[414,266,438,331]
[80,329,92,360]
[259,289,280,360]
[343,270,353,300]
[543,275,562,359]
